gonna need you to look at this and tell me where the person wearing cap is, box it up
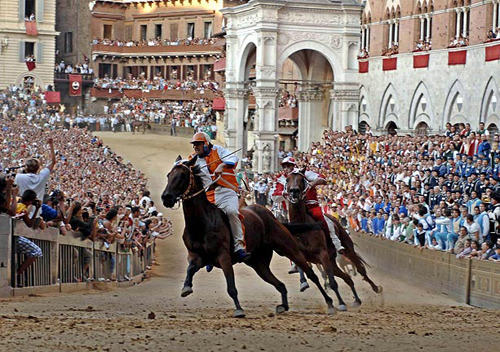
[474,172,488,197]
[480,157,493,177]
[488,192,500,244]
[273,157,344,253]
[189,132,249,263]
[491,175,500,193]
[493,154,500,177]
[464,157,476,177]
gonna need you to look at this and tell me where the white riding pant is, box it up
[214,186,245,252]
[324,215,344,250]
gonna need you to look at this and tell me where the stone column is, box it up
[455,9,461,39]
[395,21,399,44]
[426,15,431,40]
[420,17,425,41]
[296,87,325,151]
[388,21,393,47]
[330,84,360,132]
[462,8,468,37]
[361,26,365,50]
[223,87,249,161]
[367,26,370,51]
[252,87,279,174]
[493,2,498,31]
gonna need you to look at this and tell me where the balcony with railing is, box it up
[54,73,94,84]
[92,44,221,56]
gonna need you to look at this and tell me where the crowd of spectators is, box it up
[449,36,469,48]
[0,87,173,284]
[278,90,298,109]
[93,74,220,93]
[54,61,93,75]
[383,42,399,56]
[414,39,432,51]
[357,48,369,59]
[269,123,500,263]
[92,37,219,47]
[487,28,500,41]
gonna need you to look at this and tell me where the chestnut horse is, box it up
[286,169,382,309]
[161,156,337,317]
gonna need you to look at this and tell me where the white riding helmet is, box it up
[281,157,297,166]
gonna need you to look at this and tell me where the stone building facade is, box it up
[0,0,58,89]
[223,0,362,173]
[359,0,500,134]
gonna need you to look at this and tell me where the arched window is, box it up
[358,121,369,134]
[415,121,429,136]
[23,75,35,93]
[488,123,498,136]
[386,121,398,135]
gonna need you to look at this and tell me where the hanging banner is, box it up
[45,91,61,103]
[69,74,82,96]
[26,62,36,71]
[25,21,38,36]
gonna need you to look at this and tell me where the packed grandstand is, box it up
[2,82,500,287]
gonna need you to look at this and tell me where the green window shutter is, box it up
[19,0,25,21]
[19,41,25,62]
[37,0,44,22]
[37,42,44,64]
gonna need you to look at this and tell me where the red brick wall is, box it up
[365,0,493,55]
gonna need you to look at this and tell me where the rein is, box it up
[171,163,238,204]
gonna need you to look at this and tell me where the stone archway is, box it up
[222,0,361,173]
[15,72,44,90]
[279,48,334,150]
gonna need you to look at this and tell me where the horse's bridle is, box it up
[167,162,223,203]
[284,172,311,204]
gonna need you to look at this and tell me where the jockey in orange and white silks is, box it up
[274,157,344,253]
[189,132,250,263]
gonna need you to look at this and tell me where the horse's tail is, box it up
[282,222,323,236]
[326,214,371,269]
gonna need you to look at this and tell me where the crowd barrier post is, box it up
[93,241,117,282]
[58,232,94,285]
[10,219,59,293]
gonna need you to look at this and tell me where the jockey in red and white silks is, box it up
[273,157,344,253]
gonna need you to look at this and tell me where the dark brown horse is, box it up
[161,156,337,317]
[286,169,382,309]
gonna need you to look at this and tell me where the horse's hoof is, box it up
[181,286,193,297]
[300,282,310,292]
[376,285,384,294]
[338,304,348,312]
[327,306,337,315]
[276,305,288,314]
[352,300,362,308]
[234,309,246,318]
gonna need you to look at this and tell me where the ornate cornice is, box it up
[296,88,325,102]
[330,89,360,101]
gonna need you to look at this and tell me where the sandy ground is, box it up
[0,132,497,352]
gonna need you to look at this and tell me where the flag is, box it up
[83,53,89,62]
[26,62,36,71]
[69,74,82,96]
[25,21,38,36]
[45,91,61,103]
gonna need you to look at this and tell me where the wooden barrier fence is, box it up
[0,215,155,297]
[352,232,500,309]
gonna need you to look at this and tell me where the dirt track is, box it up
[0,132,497,352]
